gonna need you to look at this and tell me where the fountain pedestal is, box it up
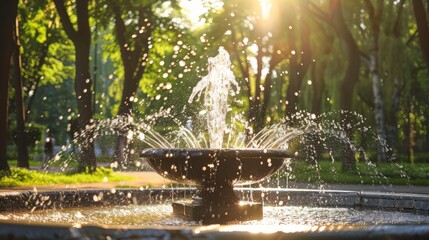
[172,201,262,224]
[141,148,290,224]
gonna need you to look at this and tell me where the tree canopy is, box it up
[1,0,429,172]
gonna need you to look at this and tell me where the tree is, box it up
[331,0,361,171]
[382,0,407,154]
[0,0,19,171]
[53,0,96,172]
[283,4,313,120]
[12,17,30,168]
[363,0,387,162]
[206,0,298,133]
[106,0,155,167]
[412,0,429,72]
[307,0,360,171]
[20,1,63,120]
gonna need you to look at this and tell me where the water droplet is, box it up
[126,130,134,140]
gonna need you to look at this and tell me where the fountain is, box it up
[141,47,291,224]
[2,48,429,239]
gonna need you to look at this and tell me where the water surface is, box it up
[1,204,428,227]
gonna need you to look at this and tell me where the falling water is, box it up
[188,47,239,148]
[40,46,403,192]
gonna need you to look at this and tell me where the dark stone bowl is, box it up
[140,148,291,185]
[140,148,291,205]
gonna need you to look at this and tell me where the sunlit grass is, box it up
[7,159,42,167]
[280,160,429,186]
[0,167,133,187]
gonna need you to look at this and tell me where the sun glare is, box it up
[180,0,211,29]
[259,0,272,19]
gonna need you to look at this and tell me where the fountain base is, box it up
[172,200,262,224]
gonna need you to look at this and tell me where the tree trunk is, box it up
[111,3,152,168]
[387,0,405,153]
[369,51,387,162]
[248,40,264,129]
[257,46,283,132]
[284,18,312,120]
[54,0,96,172]
[365,0,387,162]
[412,0,429,71]
[75,41,96,173]
[311,61,325,115]
[387,76,401,151]
[0,0,19,171]
[12,18,29,169]
[330,0,360,171]
[425,107,429,152]
[257,65,274,132]
[308,61,326,163]
[408,97,416,164]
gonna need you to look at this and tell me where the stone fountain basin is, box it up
[1,188,429,239]
[140,148,291,186]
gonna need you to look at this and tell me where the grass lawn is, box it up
[4,158,429,188]
[7,159,42,167]
[280,160,429,186]
[0,167,133,187]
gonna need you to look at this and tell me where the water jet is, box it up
[139,47,292,224]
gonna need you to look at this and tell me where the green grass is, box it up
[7,159,42,167]
[8,154,115,168]
[0,167,133,187]
[281,160,429,186]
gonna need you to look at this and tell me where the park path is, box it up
[1,169,429,195]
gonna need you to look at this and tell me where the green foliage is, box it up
[0,167,132,187]
[19,0,74,86]
[11,0,429,171]
[11,123,43,148]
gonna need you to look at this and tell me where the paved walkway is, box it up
[1,170,429,195]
